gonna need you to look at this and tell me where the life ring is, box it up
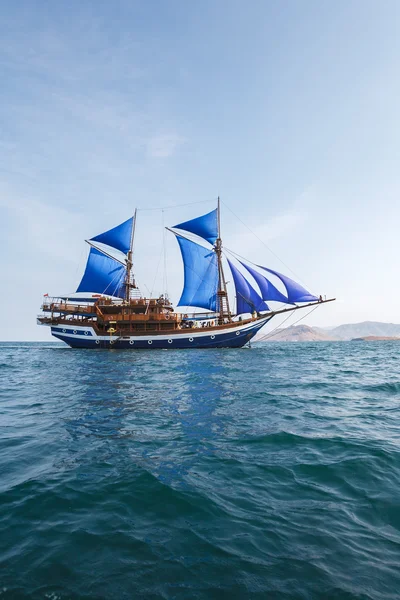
[165,313,170,320]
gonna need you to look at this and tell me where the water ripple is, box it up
[0,341,399,599]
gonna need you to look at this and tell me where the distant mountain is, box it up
[351,336,400,341]
[256,321,400,342]
[329,321,400,340]
[257,324,334,342]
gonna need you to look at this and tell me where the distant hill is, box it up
[256,321,400,342]
[329,321,400,340]
[351,336,400,341]
[257,324,334,342]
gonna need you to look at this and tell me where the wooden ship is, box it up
[37,200,334,348]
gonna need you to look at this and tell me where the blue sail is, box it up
[227,260,269,315]
[239,261,292,304]
[173,209,218,245]
[258,265,318,303]
[90,217,133,255]
[175,235,219,311]
[76,247,126,298]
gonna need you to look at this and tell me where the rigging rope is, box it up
[137,198,214,211]
[220,200,308,286]
[162,210,169,298]
[254,304,321,343]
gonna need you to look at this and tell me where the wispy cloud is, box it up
[0,182,84,262]
[146,134,186,158]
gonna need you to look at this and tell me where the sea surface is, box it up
[0,341,399,600]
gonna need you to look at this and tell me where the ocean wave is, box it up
[1,342,400,598]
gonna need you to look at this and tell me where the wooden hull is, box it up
[49,317,272,349]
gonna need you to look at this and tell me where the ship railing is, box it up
[178,312,219,321]
[101,313,181,322]
[41,298,96,315]
[38,315,97,325]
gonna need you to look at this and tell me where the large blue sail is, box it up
[90,217,133,255]
[227,260,269,315]
[76,247,126,298]
[173,209,218,245]
[258,265,318,303]
[175,234,219,311]
[239,261,292,304]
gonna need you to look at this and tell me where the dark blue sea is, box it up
[1,342,399,599]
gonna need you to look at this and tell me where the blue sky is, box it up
[1,0,400,340]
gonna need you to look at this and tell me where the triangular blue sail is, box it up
[175,235,219,311]
[76,247,126,298]
[258,265,318,303]
[239,261,292,304]
[90,217,133,255]
[227,260,269,315]
[173,209,218,245]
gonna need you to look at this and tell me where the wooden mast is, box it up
[215,197,231,324]
[125,209,137,301]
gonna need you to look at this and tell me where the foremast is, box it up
[125,208,137,301]
[215,197,232,324]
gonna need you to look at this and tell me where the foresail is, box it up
[227,260,269,315]
[173,209,218,245]
[90,217,133,255]
[175,234,219,311]
[258,265,318,303]
[76,247,127,298]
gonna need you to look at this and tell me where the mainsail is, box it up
[174,234,219,311]
[173,209,218,245]
[227,260,269,314]
[76,247,126,298]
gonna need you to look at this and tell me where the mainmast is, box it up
[125,209,137,301]
[215,197,231,324]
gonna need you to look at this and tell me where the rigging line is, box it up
[162,210,169,297]
[255,304,321,343]
[223,247,306,299]
[100,266,126,297]
[220,200,308,286]
[137,198,215,212]
[85,240,127,266]
[167,227,213,249]
[255,311,298,342]
[148,240,165,304]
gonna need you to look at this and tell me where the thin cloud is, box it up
[146,134,186,158]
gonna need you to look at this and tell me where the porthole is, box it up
[148,340,152,345]
[62,329,66,333]
[95,340,100,345]
[84,331,89,336]
[129,340,134,345]
[189,337,193,342]
[210,335,215,340]
[168,339,173,344]
[236,331,240,336]
[73,330,77,335]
